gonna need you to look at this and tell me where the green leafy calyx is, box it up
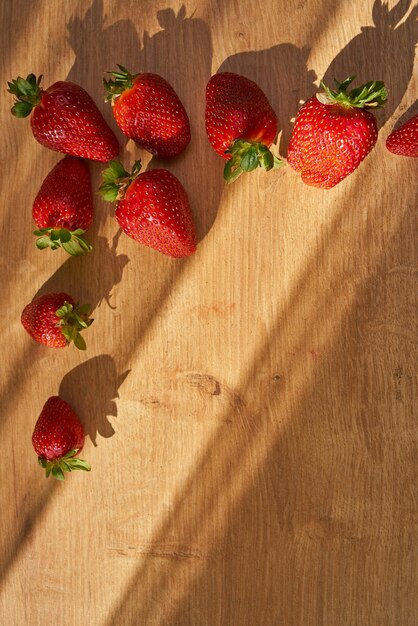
[7,73,43,117]
[224,140,285,183]
[99,159,142,201]
[38,448,91,480]
[55,301,94,350]
[317,76,388,109]
[103,65,138,103]
[34,228,92,256]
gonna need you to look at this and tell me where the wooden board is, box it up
[0,0,417,624]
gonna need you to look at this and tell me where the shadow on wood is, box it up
[33,230,129,311]
[323,0,418,128]
[219,44,317,156]
[59,355,130,446]
[103,159,416,624]
[142,6,223,242]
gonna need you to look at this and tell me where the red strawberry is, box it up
[99,160,197,258]
[205,72,281,182]
[7,73,119,162]
[33,156,93,255]
[104,66,190,158]
[386,114,418,157]
[21,293,93,350]
[32,396,90,480]
[287,76,388,189]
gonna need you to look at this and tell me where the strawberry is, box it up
[287,76,388,189]
[99,160,197,258]
[7,73,119,162]
[21,293,93,350]
[205,72,281,182]
[33,156,93,255]
[104,66,190,158]
[386,114,418,157]
[32,396,90,480]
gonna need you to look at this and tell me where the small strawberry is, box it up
[287,76,388,189]
[104,66,190,158]
[32,396,90,480]
[205,72,281,182]
[99,160,197,258]
[21,293,93,350]
[33,156,93,255]
[7,73,119,162]
[386,114,418,157]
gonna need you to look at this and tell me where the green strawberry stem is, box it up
[7,73,44,117]
[34,227,92,256]
[317,76,388,109]
[55,301,94,350]
[224,139,285,183]
[104,65,137,103]
[99,159,142,201]
[38,448,91,480]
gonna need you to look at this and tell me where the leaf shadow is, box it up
[323,0,418,128]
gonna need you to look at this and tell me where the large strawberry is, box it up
[21,292,93,350]
[33,156,93,255]
[386,114,418,157]
[99,160,197,258]
[7,73,119,162]
[287,76,388,189]
[104,66,190,158]
[205,72,281,182]
[33,396,90,480]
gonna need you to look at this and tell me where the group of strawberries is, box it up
[8,65,417,480]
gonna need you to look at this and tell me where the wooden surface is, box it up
[1,1,417,624]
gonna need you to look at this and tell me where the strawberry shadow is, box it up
[59,355,130,446]
[33,229,129,312]
[323,0,418,128]
[387,98,418,134]
[219,45,317,158]
[136,6,222,242]
[66,0,137,234]
[66,0,138,149]
[67,2,222,243]
[66,1,221,242]
[25,0,136,313]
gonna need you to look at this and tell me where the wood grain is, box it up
[0,0,417,624]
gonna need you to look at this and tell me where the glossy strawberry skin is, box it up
[205,72,278,159]
[287,95,378,189]
[112,73,190,158]
[33,156,93,231]
[31,81,119,162]
[32,396,85,461]
[115,169,196,258]
[386,114,418,157]
[21,293,74,348]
